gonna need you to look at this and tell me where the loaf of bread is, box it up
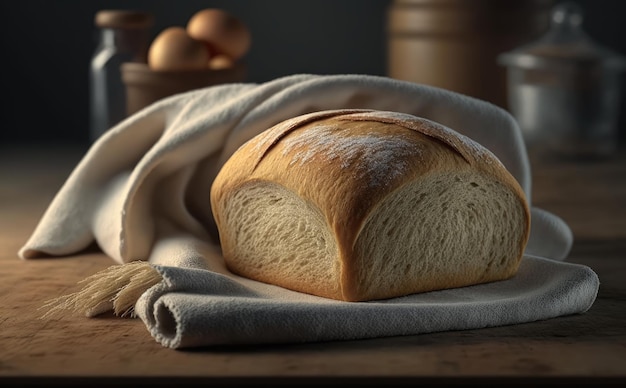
[210,109,531,301]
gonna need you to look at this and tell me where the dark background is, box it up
[1,0,625,146]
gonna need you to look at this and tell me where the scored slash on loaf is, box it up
[210,109,531,302]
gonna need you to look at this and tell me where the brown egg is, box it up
[187,8,251,61]
[208,54,234,70]
[148,26,210,71]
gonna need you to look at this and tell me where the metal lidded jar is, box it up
[498,2,626,160]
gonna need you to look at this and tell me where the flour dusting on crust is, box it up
[281,123,423,189]
[345,111,504,168]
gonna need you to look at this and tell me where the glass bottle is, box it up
[89,10,154,143]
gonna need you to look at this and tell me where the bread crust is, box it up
[211,109,531,301]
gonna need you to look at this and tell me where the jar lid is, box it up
[95,10,154,29]
[497,2,626,72]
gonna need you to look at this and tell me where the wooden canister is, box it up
[387,0,555,108]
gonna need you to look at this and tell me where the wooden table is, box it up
[1,144,625,386]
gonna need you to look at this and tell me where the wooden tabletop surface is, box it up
[1,144,625,385]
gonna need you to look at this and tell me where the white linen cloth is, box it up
[19,74,599,349]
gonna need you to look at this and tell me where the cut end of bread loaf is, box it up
[352,170,527,301]
[210,109,530,302]
[217,181,343,299]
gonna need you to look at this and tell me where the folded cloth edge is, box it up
[139,255,600,348]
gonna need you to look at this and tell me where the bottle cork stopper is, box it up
[95,10,154,29]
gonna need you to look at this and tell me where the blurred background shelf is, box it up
[1,0,624,147]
